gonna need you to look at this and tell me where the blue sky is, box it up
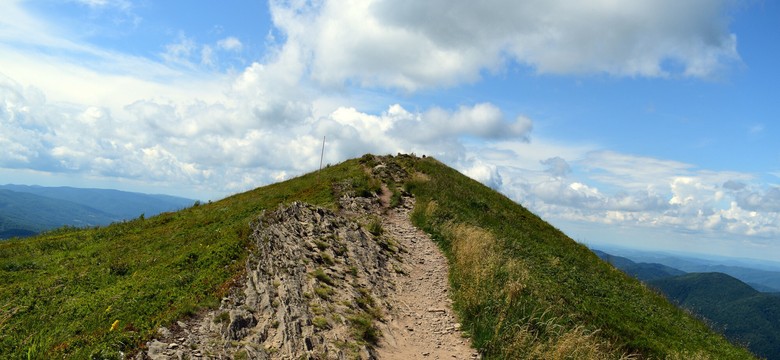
[1,0,778,262]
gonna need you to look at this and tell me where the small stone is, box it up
[422,352,431,356]
[157,327,172,338]
[167,343,179,349]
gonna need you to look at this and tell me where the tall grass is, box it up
[405,156,754,359]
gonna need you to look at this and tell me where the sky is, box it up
[1,0,778,262]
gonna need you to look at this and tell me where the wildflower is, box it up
[110,320,120,332]
[105,306,112,313]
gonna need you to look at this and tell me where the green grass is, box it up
[402,156,754,359]
[0,159,371,359]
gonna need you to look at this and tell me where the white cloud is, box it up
[217,37,243,52]
[74,0,131,9]
[1,57,527,197]
[462,160,503,190]
[270,0,740,91]
[732,186,780,212]
[200,45,214,66]
[162,33,198,66]
[485,149,778,241]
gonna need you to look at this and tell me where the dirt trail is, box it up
[376,199,479,359]
[138,180,479,359]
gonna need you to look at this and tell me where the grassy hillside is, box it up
[0,160,371,359]
[399,155,753,359]
[650,273,780,359]
[0,155,755,359]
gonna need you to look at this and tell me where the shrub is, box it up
[349,315,380,344]
[367,219,383,236]
[312,269,335,286]
[312,317,329,330]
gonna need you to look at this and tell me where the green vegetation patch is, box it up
[0,159,372,359]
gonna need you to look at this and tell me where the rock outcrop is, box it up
[141,200,400,359]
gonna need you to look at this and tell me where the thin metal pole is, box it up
[319,136,326,172]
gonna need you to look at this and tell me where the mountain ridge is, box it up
[0,154,755,359]
[592,249,687,282]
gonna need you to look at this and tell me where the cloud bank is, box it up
[271,0,739,90]
[3,0,776,257]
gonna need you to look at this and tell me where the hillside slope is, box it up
[650,273,780,359]
[0,155,754,359]
[400,155,753,359]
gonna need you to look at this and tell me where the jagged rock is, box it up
[139,200,400,359]
[371,158,408,183]
[226,309,257,340]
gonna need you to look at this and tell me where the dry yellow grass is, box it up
[444,222,631,360]
[444,223,499,310]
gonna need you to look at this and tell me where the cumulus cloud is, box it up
[733,186,780,212]
[270,0,739,90]
[1,61,528,197]
[463,160,503,190]
[388,103,532,144]
[161,33,246,70]
[487,148,780,241]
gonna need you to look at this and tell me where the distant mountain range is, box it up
[0,184,196,239]
[593,250,686,282]
[595,246,780,292]
[650,273,780,360]
[594,248,780,359]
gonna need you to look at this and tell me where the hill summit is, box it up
[0,154,755,359]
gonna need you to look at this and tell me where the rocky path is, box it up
[376,200,479,359]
